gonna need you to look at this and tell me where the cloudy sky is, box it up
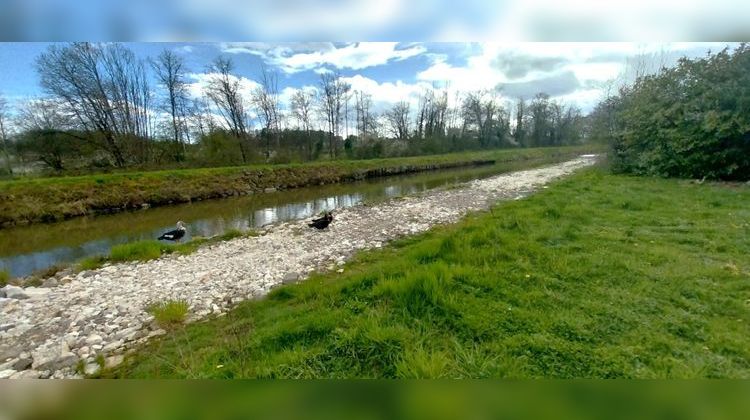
[0,42,737,118]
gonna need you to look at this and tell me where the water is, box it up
[0,158,560,278]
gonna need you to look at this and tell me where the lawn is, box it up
[106,167,750,378]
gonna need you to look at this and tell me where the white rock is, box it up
[105,355,124,369]
[3,285,28,300]
[84,363,101,376]
[85,334,103,345]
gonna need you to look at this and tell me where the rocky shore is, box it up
[0,155,596,379]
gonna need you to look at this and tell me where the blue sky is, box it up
[0,42,737,116]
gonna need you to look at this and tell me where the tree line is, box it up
[0,42,587,175]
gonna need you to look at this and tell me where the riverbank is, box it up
[106,165,749,378]
[0,155,597,379]
[0,146,598,228]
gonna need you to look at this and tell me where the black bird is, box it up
[158,221,187,241]
[308,212,333,230]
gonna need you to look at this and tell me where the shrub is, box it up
[592,44,750,180]
[147,300,189,328]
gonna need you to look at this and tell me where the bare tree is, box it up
[385,101,410,141]
[151,49,189,160]
[205,56,250,163]
[318,72,351,158]
[0,95,12,174]
[290,88,315,159]
[354,90,377,139]
[415,88,448,139]
[17,98,72,132]
[513,98,526,146]
[36,42,151,167]
[252,65,281,161]
[187,95,214,140]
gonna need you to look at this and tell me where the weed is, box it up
[147,300,190,328]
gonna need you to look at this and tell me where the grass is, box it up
[0,145,601,228]
[148,300,190,328]
[0,269,8,287]
[105,166,750,378]
[77,229,257,272]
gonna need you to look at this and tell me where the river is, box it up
[0,157,566,278]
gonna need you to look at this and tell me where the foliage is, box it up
[592,45,750,180]
[0,269,9,286]
[147,300,190,328]
[107,169,750,378]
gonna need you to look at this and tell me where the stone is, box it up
[0,346,22,361]
[102,340,123,352]
[10,370,41,379]
[3,285,28,300]
[105,355,124,369]
[85,334,103,345]
[41,278,59,288]
[37,353,78,371]
[0,323,14,332]
[282,272,299,284]
[12,358,32,371]
[0,369,16,379]
[84,363,101,376]
[0,288,5,298]
[147,329,166,338]
[115,327,139,341]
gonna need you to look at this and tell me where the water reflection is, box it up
[0,158,556,278]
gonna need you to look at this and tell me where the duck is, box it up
[308,211,333,230]
[158,221,187,241]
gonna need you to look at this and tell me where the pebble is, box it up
[0,156,597,379]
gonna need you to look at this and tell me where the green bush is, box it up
[593,44,750,180]
[0,270,9,286]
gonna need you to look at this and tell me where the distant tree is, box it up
[0,95,12,174]
[290,88,315,159]
[461,90,506,148]
[204,56,251,163]
[252,65,281,161]
[36,42,151,167]
[150,49,189,161]
[513,97,526,146]
[318,72,351,158]
[385,101,410,141]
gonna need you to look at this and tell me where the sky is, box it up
[0,42,737,120]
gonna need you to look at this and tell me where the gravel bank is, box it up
[0,155,597,379]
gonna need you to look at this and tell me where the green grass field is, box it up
[0,146,598,227]
[105,167,750,378]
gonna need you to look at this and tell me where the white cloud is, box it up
[185,72,261,101]
[221,42,427,73]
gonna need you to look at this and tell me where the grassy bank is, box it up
[77,229,256,272]
[0,146,598,228]
[107,168,750,378]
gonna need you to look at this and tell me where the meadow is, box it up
[105,167,750,378]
